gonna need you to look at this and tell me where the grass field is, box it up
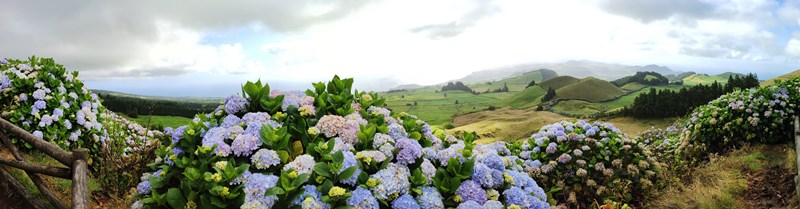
[120,114,194,129]
[538,76,580,90]
[382,87,514,126]
[504,86,545,109]
[548,85,686,115]
[682,74,728,85]
[620,82,647,91]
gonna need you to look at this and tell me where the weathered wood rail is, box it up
[0,117,88,209]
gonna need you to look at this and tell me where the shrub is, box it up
[683,78,800,155]
[0,56,105,157]
[95,112,165,196]
[518,120,661,207]
[131,76,551,209]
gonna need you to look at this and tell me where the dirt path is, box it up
[740,145,798,209]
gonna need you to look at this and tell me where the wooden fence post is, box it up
[72,148,89,209]
[795,115,800,203]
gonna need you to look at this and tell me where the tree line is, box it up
[441,81,478,94]
[611,71,670,87]
[623,74,759,118]
[98,94,219,118]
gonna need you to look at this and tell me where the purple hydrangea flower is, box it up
[32,89,46,100]
[545,142,557,154]
[222,115,241,127]
[395,138,422,165]
[231,133,260,157]
[457,180,487,204]
[224,95,247,115]
[481,153,505,170]
[387,123,408,140]
[557,153,572,163]
[32,130,43,138]
[283,154,315,175]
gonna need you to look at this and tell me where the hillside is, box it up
[538,75,580,90]
[761,69,800,87]
[391,84,424,90]
[553,77,625,102]
[454,60,682,84]
[666,71,696,81]
[637,64,679,76]
[504,86,545,109]
[468,69,557,92]
[681,74,728,85]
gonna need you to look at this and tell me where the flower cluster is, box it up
[515,120,661,207]
[132,76,550,209]
[0,57,105,156]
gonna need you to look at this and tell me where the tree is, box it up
[414,101,418,106]
[541,87,556,102]
[455,100,459,104]
[526,80,536,89]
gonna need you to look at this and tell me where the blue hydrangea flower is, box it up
[387,123,408,140]
[372,133,394,149]
[391,194,420,209]
[33,100,46,110]
[483,200,503,209]
[222,114,242,127]
[32,89,46,100]
[172,126,186,145]
[416,187,444,209]
[347,187,379,209]
[251,149,280,169]
[224,95,247,115]
[135,180,151,195]
[395,138,422,165]
[456,200,484,209]
[291,185,331,209]
[481,153,505,170]
[457,180,487,204]
[340,151,361,186]
[32,130,43,138]
[370,163,411,201]
[243,173,279,209]
[473,162,503,189]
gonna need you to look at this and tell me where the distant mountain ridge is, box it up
[452,60,682,84]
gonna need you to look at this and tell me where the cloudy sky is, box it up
[2,0,800,96]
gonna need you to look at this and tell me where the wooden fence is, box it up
[0,117,88,209]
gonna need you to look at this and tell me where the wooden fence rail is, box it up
[0,117,88,209]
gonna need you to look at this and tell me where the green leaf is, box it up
[277,151,290,164]
[292,173,311,188]
[166,188,187,209]
[314,162,332,178]
[265,187,286,196]
[338,166,358,180]
[333,151,344,164]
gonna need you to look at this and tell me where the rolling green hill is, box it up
[620,82,648,91]
[553,77,625,102]
[538,76,580,90]
[504,86,546,109]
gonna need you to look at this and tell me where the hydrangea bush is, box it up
[0,56,105,155]
[96,112,166,195]
[511,120,661,207]
[132,76,551,209]
[683,77,800,154]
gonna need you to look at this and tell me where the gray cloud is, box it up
[0,0,370,77]
[599,0,714,23]
[410,0,500,38]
